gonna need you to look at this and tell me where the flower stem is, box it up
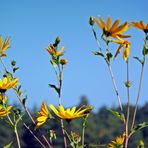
[131,58,145,131]
[125,60,130,148]
[82,118,87,147]
[14,126,21,148]
[14,90,52,148]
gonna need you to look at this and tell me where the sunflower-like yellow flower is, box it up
[0,105,12,118]
[49,104,92,120]
[0,95,12,118]
[46,44,64,57]
[0,36,10,57]
[130,21,148,34]
[113,37,130,61]
[0,94,8,104]
[35,102,50,128]
[0,77,19,93]
[107,133,125,148]
[94,16,130,39]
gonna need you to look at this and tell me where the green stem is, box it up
[82,118,87,147]
[125,60,130,148]
[14,90,52,148]
[131,58,145,131]
[14,126,21,148]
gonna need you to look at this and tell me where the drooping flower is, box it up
[94,16,130,39]
[113,37,130,61]
[46,44,64,58]
[35,102,50,128]
[0,36,10,57]
[49,104,92,120]
[130,21,148,34]
[0,105,12,118]
[0,94,8,104]
[0,95,12,118]
[0,77,19,93]
[107,133,125,148]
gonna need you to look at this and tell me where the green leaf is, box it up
[142,46,148,56]
[130,122,148,136]
[4,141,13,148]
[13,67,19,73]
[92,51,104,57]
[133,57,143,64]
[49,84,60,94]
[22,95,28,106]
[108,109,124,121]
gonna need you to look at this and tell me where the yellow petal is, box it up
[110,19,120,32]
[123,46,130,61]
[0,36,2,49]
[36,116,47,122]
[106,16,111,30]
[94,18,104,29]
[114,45,123,59]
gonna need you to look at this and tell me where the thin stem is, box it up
[125,60,130,148]
[131,58,145,130]
[91,26,102,52]
[14,127,21,148]
[82,118,87,147]
[0,58,7,72]
[20,117,46,148]
[55,64,67,148]
[14,90,52,148]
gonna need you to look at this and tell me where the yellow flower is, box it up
[0,77,19,93]
[49,104,92,120]
[113,37,130,61]
[35,102,50,128]
[107,133,125,148]
[0,36,10,57]
[0,105,12,118]
[46,44,64,57]
[0,95,12,118]
[94,16,130,39]
[130,21,148,34]
[0,94,8,104]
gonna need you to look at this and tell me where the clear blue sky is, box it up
[0,0,147,111]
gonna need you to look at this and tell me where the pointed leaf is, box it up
[92,51,104,57]
[108,109,124,121]
[48,84,60,94]
[130,122,148,136]
[133,57,143,64]
[4,141,13,148]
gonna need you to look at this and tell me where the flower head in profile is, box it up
[0,94,8,104]
[46,44,64,58]
[0,77,19,93]
[0,96,12,118]
[94,16,130,39]
[35,102,50,128]
[130,21,148,34]
[0,36,10,57]
[113,37,130,61]
[49,104,92,121]
[107,132,125,148]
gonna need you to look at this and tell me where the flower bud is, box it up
[89,16,95,26]
[60,58,68,65]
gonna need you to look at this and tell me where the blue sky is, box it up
[0,0,148,111]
